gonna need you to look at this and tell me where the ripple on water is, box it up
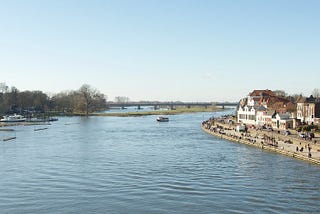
[1,111,320,213]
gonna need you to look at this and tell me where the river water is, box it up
[1,110,320,213]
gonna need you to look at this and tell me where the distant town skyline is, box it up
[1,0,319,102]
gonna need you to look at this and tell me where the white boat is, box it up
[26,117,58,122]
[0,114,26,122]
[49,117,58,122]
[27,118,46,122]
[156,116,169,122]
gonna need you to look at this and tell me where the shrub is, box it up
[302,125,318,132]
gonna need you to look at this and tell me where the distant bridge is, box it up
[106,101,238,110]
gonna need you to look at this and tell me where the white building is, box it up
[236,89,295,129]
[237,105,256,125]
[255,106,268,126]
[271,113,293,130]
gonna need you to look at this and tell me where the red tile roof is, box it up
[249,89,275,97]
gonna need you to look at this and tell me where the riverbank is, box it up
[87,106,221,117]
[202,118,320,166]
[0,122,51,128]
[0,107,220,127]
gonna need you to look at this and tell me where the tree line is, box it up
[0,83,107,116]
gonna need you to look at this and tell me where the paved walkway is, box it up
[202,120,320,165]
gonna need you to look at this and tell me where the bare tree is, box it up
[78,84,106,115]
[0,86,20,113]
[0,82,8,93]
[51,91,75,113]
[79,84,95,115]
[114,96,130,103]
[274,90,286,97]
[312,88,320,98]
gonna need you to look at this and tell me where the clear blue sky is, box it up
[0,0,319,102]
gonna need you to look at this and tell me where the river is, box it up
[0,110,320,213]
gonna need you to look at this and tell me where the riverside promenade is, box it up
[202,117,320,166]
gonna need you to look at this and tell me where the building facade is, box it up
[237,89,295,130]
[237,105,256,125]
[297,96,320,125]
[271,113,293,130]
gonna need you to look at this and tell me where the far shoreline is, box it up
[0,107,224,127]
[78,106,223,117]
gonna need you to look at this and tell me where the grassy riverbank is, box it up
[87,106,221,117]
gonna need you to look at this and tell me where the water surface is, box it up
[1,110,320,213]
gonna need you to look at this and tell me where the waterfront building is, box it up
[264,111,275,127]
[237,89,296,130]
[255,106,268,126]
[237,105,256,125]
[297,95,320,125]
[256,108,275,127]
[271,113,293,130]
[237,89,275,125]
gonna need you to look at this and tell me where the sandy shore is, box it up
[202,120,320,166]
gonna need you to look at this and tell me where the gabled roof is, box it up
[278,113,291,120]
[257,105,267,111]
[240,105,258,112]
[297,95,320,103]
[250,106,259,111]
[296,96,306,103]
[266,110,276,117]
